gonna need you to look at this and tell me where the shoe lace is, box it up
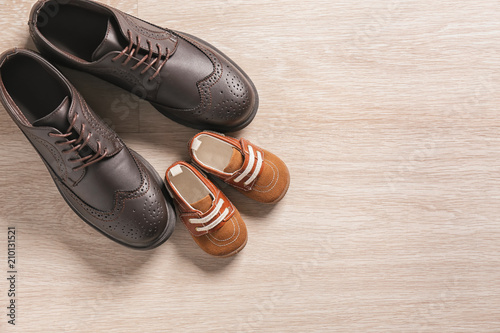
[48,113,108,172]
[233,145,263,186]
[189,198,229,232]
[112,29,178,81]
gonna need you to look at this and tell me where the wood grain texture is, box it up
[1,0,500,331]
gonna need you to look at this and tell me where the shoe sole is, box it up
[151,31,260,133]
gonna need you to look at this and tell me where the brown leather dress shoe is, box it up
[189,131,290,203]
[28,0,259,132]
[165,161,247,257]
[0,48,175,249]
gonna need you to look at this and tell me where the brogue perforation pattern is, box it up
[61,151,150,221]
[175,35,224,120]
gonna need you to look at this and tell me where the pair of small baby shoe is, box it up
[165,131,290,257]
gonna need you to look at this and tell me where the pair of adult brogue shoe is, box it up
[0,0,289,255]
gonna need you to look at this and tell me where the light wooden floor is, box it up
[1,0,500,331]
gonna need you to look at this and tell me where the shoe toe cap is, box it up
[207,60,258,130]
[110,174,176,249]
[154,34,258,131]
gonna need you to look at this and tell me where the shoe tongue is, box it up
[191,195,213,213]
[223,148,244,173]
[33,96,71,132]
[92,18,126,61]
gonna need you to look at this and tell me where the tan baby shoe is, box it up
[189,131,290,203]
[165,161,247,257]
